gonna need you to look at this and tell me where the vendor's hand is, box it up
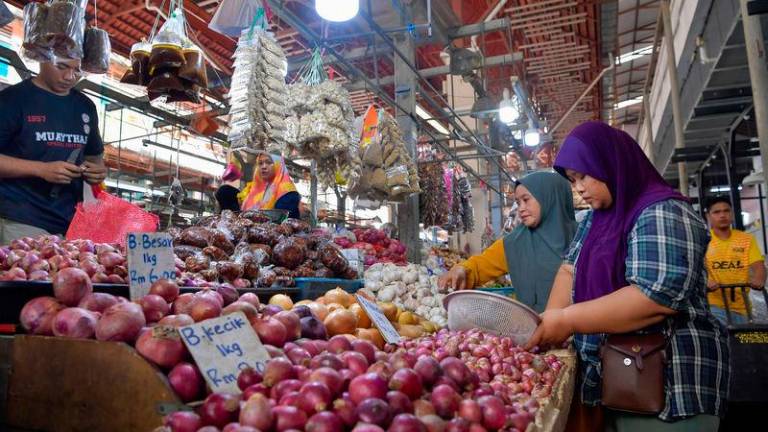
[707,279,720,292]
[82,161,107,185]
[39,161,82,184]
[438,265,468,291]
[524,308,574,351]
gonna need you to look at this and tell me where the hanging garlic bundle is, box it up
[418,162,449,227]
[227,11,288,154]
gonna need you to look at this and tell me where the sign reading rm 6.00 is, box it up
[126,232,175,300]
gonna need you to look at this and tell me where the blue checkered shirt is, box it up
[565,200,730,420]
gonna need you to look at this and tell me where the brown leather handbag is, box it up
[599,332,668,414]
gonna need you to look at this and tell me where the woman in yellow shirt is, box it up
[438,171,577,312]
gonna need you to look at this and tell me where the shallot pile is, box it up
[159,328,561,432]
[333,228,407,267]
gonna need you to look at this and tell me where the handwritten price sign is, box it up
[126,232,175,300]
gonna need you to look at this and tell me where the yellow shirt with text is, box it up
[705,229,763,314]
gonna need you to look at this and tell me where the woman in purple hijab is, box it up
[525,122,728,431]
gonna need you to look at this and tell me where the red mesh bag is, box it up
[66,186,159,246]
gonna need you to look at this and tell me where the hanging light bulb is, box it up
[524,126,541,147]
[498,88,519,125]
[316,0,360,22]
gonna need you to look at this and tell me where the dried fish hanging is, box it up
[444,167,474,234]
[22,0,87,62]
[284,48,361,189]
[418,161,449,228]
[227,7,288,154]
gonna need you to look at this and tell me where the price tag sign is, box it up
[179,312,270,394]
[356,294,401,344]
[126,232,176,300]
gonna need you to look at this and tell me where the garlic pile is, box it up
[227,28,288,154]
[361,263,451,328]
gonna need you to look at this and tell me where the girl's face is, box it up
[564,169,613,209]
[257,155,276,181]
[515,184,542,228]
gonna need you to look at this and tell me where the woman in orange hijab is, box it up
[238,152,301,218]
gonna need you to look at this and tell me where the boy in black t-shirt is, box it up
[0,58,106,242]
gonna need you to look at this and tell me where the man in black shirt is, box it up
[0,58,106,242]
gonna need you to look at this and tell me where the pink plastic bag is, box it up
[66,186,159,247]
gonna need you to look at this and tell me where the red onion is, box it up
[1,267,26,281]
[262,304,283,316]
[53,267,93,306]
[79,260,105,278]
[298,381,332,415]
[458,400,482,424]
[367,361,394,381]
[310,353,344,370]
[389,368,423,400]
[294,364,311,381]
[439,357,472,388]
[188,294,223,323]
[414,356,442,387]
[274,311,301,340]
[222,301,259,321]
[386,390,413,416]
[264,344,286,358]
[352,424,385,432]
[173,293,195,315]
[95,302,146,342]
[263,357,296,387]
[241,383,270,401]
[508,411,533,431]
[279,391,302,408]
[78,292,118,313]
[239,393,273,431]
[200,393,240,428]
[196,427,220,432]
[158,314,195,328]
[413,400,436,418]
[433,376,460,393]
[135,326,186,369]
[292,305,314,319]
[356,397,391,427]
[253,317,288,347]
[91,272,110,284]
[169,362,203,402]
[341,351,369,375]
[477,396,505,430]
[299,316,327,340]
[309,367,344,397]
[349,373,389,405]
[273,405,307,431]
[149,279,180,303]
[420,415,446,432]
[327,334,353,353]
[238,293,261,308]
[296,339,321,356]
[98,251,124,271]
[237,367,263,391]
[446,418,471,432]
[52,307,97,338]
[28,270,49,281]
[222,424,259,432]
[305,411,344,432]
[138,294,170,323]
[19,297,64,335]
[286,347,312,367]
[333,394,358,427]
[271,379,303,401]
[389,413,427,432]
[164,411,202,432]
[106,274,125,284]
[431,384,461,419]
[215,283,239,306]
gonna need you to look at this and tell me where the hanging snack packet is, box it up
[149,8,186,76]
[82,27,111,74]
[178,44,208,88]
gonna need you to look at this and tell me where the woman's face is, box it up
[515,184,542,228]
[564,169,613,209]
[256,155,276,181]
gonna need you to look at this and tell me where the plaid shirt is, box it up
[565,200,730,420]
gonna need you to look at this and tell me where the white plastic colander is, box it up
[443,290,542,346]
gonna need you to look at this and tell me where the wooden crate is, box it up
[4,335,181,432]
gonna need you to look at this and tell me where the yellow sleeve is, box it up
[459,239,509,288]
[748,235,764,264]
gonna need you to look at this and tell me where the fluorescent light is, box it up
[524,127,540,147]
[315,0,359,22]
[416,104,450,135]
[709,186,742,193]
[499,88,519,125]
[616,45,653,65]
[614,96,643,110]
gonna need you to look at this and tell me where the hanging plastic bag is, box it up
[149,7,186,76]
[120,41,150,85]
[0,1,14,27]
[22,3,53,62]
[44,0,86,59]
[178,43,208,88]
[82,27,111,74]
[66,185,159,247]
[209,0,264,37]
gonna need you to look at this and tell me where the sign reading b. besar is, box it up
[179,312,270,394]
[126,232,175,300]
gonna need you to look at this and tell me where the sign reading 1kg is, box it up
[126,232,176,300]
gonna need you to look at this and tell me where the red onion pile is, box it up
[158,329,562,432]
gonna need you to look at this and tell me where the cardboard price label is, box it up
[126,232,176,300]
[179,312,270,394]
[356,294,401,344]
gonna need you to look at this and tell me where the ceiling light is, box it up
[498,88,519,125]
[315,0,359,22]
[616,45,653,65]
[614,96,643,110]
[416,104,450,135]
[524,127,540,147]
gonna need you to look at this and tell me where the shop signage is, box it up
[179,312,270,394]
[356,294,401,344]
[126,232,176,300]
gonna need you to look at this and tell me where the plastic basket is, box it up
[294,278,364,301]
[443,290,540,346]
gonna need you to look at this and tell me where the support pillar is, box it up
[740,0,768,191]
[310,161,318,227]
[661,1,689,196]
[394,27,421,264]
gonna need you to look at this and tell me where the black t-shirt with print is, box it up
[0,79,104,234]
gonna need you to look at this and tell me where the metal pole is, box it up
[310,161,318,227]
[661,0,689,196]
[759,184,767,252]
[740,0,768,190]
